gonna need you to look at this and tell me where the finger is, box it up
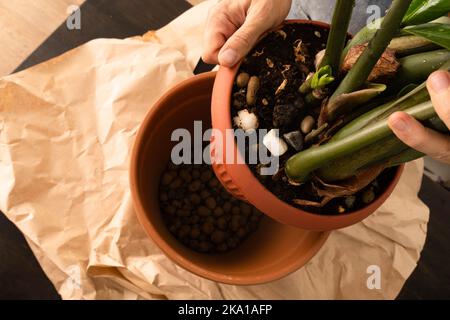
[427,70,450,129]
[217,0,291,67]
[202,32,225,65]
[388,111,450,163]
[202,6,236,65]
[218,18,268,67]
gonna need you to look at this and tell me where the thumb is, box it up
[218,19,267,67]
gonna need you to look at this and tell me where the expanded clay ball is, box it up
[159,163,263,254]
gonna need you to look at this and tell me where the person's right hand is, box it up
[202,0,292,67]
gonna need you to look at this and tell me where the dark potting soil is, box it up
[231,23,398,215]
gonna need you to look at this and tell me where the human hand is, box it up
[202,0,292,67]
[388,71,450,164]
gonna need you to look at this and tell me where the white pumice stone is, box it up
[263,129,288,157]
[234,109,259,132]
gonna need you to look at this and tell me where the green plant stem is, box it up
[321,83,387,123]
[425,116,449,133]
[319,0,355,74]
[388,49,450,92]
[317,136,409,181]
[385,148,424,168]
[299,74,313,94]
[330,0,412,100]
[285,100,436,183]
[336,95,394,128]
[328,49,450,122]
[341,18,383,61]
[388,35,438,56]
[325,144,425,181]
[308,60,450,181]
[343,16,450,60]
[319,114,450,181]
[332,82,429,141]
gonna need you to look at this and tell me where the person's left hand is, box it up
[388,70,450,164]
[202,0,292,67]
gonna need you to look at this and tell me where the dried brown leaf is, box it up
[292,199,324,207]
[294,165,384,208]
[315,49,325,70]
[342,44,400,83]
[275,79,288,95]
[276,30,287,40]
[253,49,265,57]
[281,64,291,78]
[294,39,310,64]
[318,83,386,126]
[314,164,384,198]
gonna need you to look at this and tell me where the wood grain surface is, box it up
[0,0,205,77]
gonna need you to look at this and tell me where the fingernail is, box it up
[219,48,238,67]
[392,118,408,132]
[429,71,450,93]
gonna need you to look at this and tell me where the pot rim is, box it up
[211,19,405,230]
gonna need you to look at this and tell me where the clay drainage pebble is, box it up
[159,162,263,254]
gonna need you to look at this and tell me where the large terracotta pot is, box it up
[130,72,329,285]
[211,20,404,231]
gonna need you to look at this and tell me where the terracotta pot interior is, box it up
[133,73,327,283]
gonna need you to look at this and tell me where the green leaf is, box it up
[311,65,335,89]
[397,83,419,97]
[342,18,383,61]
[403,0,450,26]
[403,23,450,49]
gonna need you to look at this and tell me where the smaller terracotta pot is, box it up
[130,72,329,285]
[211,20,405,231]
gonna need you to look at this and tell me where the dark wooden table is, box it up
[1,0,449,300]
